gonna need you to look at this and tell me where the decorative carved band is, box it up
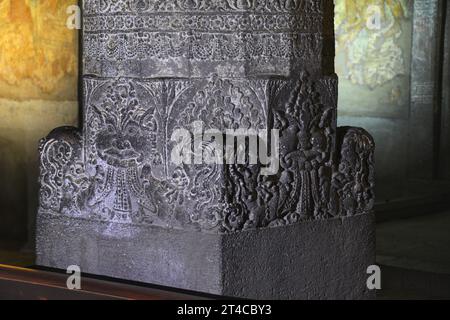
[39,74,375,234]
[83,13,322,33]
[82,0,326,77]
[83,0,324,15]
[84,32,322,61]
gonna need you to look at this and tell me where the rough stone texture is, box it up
[36,0,375,299]
[37,213,375,299]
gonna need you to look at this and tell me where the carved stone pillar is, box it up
[36,0,375,299]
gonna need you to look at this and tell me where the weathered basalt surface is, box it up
[37,0,375,299]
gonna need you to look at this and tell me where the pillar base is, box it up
[36,212,375,300]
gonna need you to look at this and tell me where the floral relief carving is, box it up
[39,1,375,234]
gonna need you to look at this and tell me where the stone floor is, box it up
[377,211,450,274]
[377,210,450,299]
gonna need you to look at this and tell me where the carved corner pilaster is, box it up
[38,127,85,216]
[332,127,375,216]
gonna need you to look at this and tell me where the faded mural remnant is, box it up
[0,0,78,100]
[0,0,79,242]
[335,0,412,117]
[336,0,410,88]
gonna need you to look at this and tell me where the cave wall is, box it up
[335,0,448,202]
[0,0,78,244]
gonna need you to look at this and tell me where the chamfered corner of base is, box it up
[219,213,375,299]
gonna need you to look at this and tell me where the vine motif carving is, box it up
[83,0,324,14]
[83,14,322,33]
[83,32,322,62]
[82,0,324,77]
[39,73,375,233]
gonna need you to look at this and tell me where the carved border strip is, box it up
[83,13,323,33]
[83,0,324,15]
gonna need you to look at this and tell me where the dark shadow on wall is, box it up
[0,136,28,244]
[0,101,78,250]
